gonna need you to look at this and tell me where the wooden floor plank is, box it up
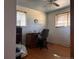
[22,44,70,59]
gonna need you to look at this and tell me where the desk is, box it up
[26,33,38,48]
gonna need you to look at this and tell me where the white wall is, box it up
[47,7,70,47]
[17,6,46,45]
[4,0,16,59]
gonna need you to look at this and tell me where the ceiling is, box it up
[16,0,70,13]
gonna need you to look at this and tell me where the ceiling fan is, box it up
[44,0,60,7]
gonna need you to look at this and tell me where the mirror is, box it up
[16,0,72,59]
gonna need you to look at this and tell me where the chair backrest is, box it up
[16,26,22,34]
[16,26,22,44]
[40,29,49,39]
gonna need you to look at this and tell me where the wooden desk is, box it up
[26,33,38,48]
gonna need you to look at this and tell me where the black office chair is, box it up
[37,29,49,49]
[16,26,22,59]
[16,26,22,44]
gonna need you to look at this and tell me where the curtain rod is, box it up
[16,10,27,13]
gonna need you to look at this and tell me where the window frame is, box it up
[55,11,70,28]
[16,10,27,27]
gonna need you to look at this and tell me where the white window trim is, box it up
[16,10,27,27]
[55,12,70,28]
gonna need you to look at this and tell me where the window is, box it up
[55,12,70,27]
[16,11,27,26]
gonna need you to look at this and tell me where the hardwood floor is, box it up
[22,44,70,59]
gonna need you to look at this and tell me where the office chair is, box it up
[37,29,49,49]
